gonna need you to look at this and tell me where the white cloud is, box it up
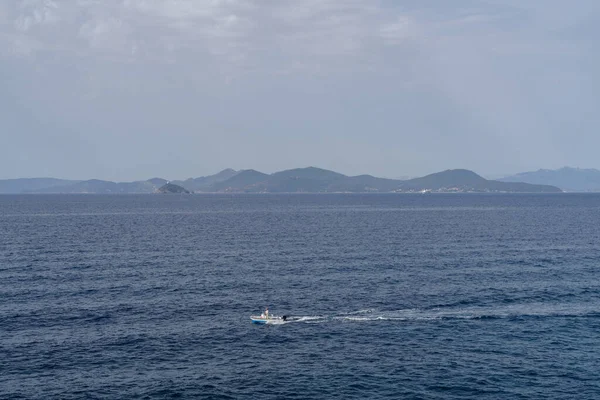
[379,16,417,45]
[14,0,60,31]
[2,1,596,81]
[1,0,595,63]
[0,0,404,65]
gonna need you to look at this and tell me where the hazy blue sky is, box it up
[1,0,598,181]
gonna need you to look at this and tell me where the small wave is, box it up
[337,316,408,322]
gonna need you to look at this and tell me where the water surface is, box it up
[2,194,600,399]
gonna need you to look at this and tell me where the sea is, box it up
[1,193,600,399]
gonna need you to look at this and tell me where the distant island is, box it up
[0,167,563,194]
[157,183,190,194]
[500,167,600,192]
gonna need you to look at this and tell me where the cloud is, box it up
[0,0,416,66]
[1,0,594,65]
[14,0,60,31]
[1,0,599,179]
[379,16,417,45]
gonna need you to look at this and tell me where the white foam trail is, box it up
[296,316,324,321]
[295,316,327,323]
[278,304,600,325]
[273,316,327,324]
[265,319,287,325]
[345,309,375,315]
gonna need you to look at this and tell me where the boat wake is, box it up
[275,316,327,324]
[267,304,600,325]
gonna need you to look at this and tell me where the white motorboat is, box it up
[250,308,288,324]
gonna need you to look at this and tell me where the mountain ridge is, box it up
[171,169,238,191]
[1,167,562,194]
[401,169,560,193]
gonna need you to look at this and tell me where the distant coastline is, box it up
[0,167,563,194]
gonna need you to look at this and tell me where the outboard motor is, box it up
[282,315,288,321]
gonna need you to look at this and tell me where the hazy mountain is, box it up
[499,167,600,192]
[210,169,270,192]
[271,166,345,181]
[205,167,400,193]
[265,168,403,192]
[172,169,238,191]
[0,178,80,194]
[265,167,347,192]
[400,169,561,193]
[402,169,486,190]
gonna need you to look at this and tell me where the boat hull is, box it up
[250,316,283,325]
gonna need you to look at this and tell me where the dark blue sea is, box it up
[2,194,600,399]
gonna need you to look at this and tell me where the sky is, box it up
[1,0,598,181]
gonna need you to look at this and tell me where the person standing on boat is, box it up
[265,308,269,319]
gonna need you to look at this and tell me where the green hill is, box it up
[157,183,191,194]
[172,169,239,191]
